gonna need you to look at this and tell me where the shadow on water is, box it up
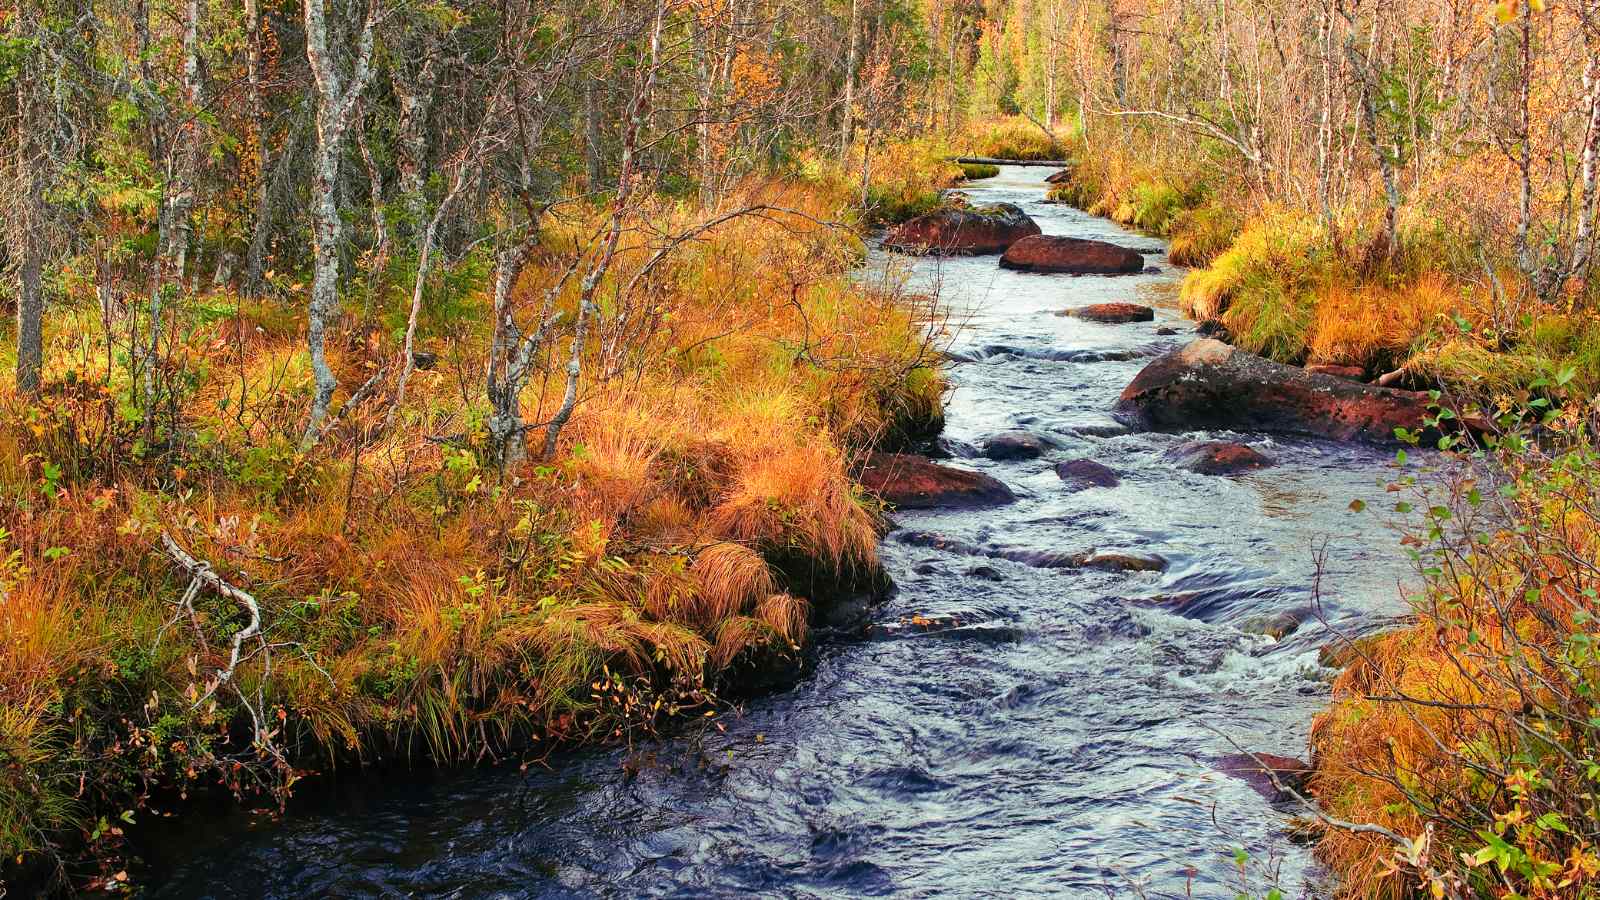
[141,167,1414,899]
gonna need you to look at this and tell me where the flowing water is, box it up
[144,167,1414,898]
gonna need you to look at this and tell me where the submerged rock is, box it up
[882,201,1041,255]
[1155,326,1180,336]
[1165,440,1274,475]
[1238,610,1304,640]
[860,454,1016,509]
[1055,458,1121,491]
[1060,302,1155,324]
[966,565,1005,582]
[1215,753,1312,802]
[1081,549,1168,572]
[982,430,1053,460]
[1115,339,1428,443]
[999,235,1145,275]
[990,548,1083,569]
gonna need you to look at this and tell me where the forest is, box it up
[3,0,1600,896]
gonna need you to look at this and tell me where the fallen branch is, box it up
[159,532,263,707]
[950,156,1069,167]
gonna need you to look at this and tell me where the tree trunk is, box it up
[1574,12,1600,278]
[242,0,271,295]
[393,27,439,244]
[302,0,378,446]
[584,78,604,188]
[839,0,859,160]
[1514,2,1535,284]
[14,18,46,395]
[17,173,45,396]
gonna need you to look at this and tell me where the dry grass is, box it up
[1306,275,1455,374]
[0,161,948,872]
[962,116,1066,160]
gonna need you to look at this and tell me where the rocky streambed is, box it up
[141,166,1415,898]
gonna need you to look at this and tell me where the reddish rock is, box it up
[1215,753,1312,801]
[882,201,1040,256]
[1305,363,1365,381]
[1055,458,1120,491]
[1044,168,1073,184]
[1061,302,1155,324]
[999,235,1145,275]
[1115,339,1429,444]
[859,454,1016,509]
[1166,440,1274,475]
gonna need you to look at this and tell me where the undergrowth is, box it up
[0,165,948,889]
[1311,391,1600,898]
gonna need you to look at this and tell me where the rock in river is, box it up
[1215,753,1312,801]
[1055,458,1120,491]
[882,200,1041,255]
[859,453,1016,509]
[1166,440,1274,475]
[999,235,1145,275]
[982,430,1053,460]
[1060,302,1155,324]
[1081,549,1168,572]
[1115,339,1428,443]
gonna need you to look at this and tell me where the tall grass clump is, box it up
[962,116,1066,160]
[1311,396,1600,899]
[1179,212,1331,360]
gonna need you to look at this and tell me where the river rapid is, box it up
[144,166,1413,898]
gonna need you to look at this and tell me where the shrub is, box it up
[1311,395,1600,899]
[958,162,999,180]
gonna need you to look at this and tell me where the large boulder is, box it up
[859,454,1016,509]
[999,235,1144,275]
[1115,339,1429,443]
[882,201,1040,255]
[1061,302,1155,324]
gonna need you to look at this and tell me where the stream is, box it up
[144,166,1413,898]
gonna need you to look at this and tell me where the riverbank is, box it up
[1048,133,1600,402]
[1050,126,1600,896]
[137,164,1419,898]
[0,162,958,891]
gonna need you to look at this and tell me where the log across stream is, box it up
[140,166,1412,898]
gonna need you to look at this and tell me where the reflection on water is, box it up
[143,167,1413,899]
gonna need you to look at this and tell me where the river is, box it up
[144,166,1412,898]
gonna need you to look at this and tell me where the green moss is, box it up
[958,162,999,180]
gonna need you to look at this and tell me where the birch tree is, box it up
[302,0,380,445]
